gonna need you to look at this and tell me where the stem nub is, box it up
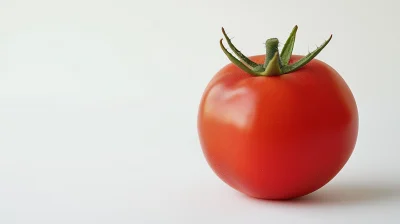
[263,38,280,68]
[219,26,332,76]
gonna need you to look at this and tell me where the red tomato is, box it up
[197,27,358,200]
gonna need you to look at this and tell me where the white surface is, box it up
[0,0,399,223]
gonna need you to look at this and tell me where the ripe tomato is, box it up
[197,26,358,200]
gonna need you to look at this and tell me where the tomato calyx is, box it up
[220,26,333,76]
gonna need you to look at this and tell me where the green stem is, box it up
[219,26,332,77]
[262,38,282,76]
[263,38,281,68]
[261,52,282,76]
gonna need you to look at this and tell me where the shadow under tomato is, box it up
[243,182,400,206]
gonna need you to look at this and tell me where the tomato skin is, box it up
[197,55,358,200]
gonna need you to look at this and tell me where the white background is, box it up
[0,0,399,223]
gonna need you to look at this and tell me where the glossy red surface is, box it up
[197,55,358,199]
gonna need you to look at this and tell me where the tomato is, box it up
[197,26,358,200]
